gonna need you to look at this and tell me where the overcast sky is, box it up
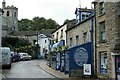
[1,0,94,25]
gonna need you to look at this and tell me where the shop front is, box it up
[112,51,120,80]
[68,42,94,77]
[115,55,120,80]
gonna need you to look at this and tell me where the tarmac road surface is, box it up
[2,60,55,79]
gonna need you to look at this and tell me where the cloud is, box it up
[1,0,93,25]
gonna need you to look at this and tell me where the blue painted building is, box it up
[66,7,94,77]
[75,7,93,24]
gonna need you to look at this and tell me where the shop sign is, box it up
[83,64,91,76]
[74,47,88,67]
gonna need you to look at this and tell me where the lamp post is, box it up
[0,8,4,44]
[0,8,3,66]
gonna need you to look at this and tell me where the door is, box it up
[116,56,120,80]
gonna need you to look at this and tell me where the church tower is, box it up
[2,0,6,8]
[2,0,18,36]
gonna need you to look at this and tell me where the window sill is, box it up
[99,40,107,43]
[99,13,105,17]
[100,73,108,77]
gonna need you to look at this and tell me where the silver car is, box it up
[19,53,32,60]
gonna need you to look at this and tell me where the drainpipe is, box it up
[92,2,97,78]
[90,13,94,77]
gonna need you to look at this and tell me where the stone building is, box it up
[12,29,54,45]
[66,7,94,77]
[12,29,54,58]
[93,1,120,79]
[66,17,94,48]
[66,7,94,48]
[2,0,18,37]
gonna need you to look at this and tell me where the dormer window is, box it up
[82,13,90,21]
[6,11,9,16]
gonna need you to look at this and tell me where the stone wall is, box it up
[95,2,120,78]
[66,18,94,47]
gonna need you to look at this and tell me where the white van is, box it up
[1,47,12,68]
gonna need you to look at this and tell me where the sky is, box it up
[0,0,94,25]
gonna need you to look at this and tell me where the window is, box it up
[81,13,90,21]
[100,52,108,74]
[56,32,59,39]
[14,12,16,17]
[6,11,9,16]
[60,29,63,38]
[83,32,87,43]
[52,35,54,39]
[76,35,79,45]
[82,14,86,20]
[76,15,79,23]
[99,2,105,15]
[49,40,52,45]
[45,40,47,43]
[99,21,106,43]
[70,38,73,47]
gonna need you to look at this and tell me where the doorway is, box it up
[115,56,120,80]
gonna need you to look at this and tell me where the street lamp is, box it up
[0,8,4,65]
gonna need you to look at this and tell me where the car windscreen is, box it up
[23,54,28,56]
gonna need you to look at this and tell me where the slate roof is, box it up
[12,29,55,37]
[51,19,76,34]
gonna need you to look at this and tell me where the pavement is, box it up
[38,59,69,78]
[38,60,100,80]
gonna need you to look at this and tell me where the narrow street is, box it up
[2,60,55,78]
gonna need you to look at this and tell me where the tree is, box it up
[18,19,32,31]
[18,17,59,31]
[46,18,59,29]
[2,37,31,49]
[32,17,46,30]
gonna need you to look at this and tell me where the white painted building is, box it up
[37,34,52,58]
[51,19,75,45]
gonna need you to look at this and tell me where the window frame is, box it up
[99,2,105,15]
[60,29,63,38]
[56,32,59,39]
[100,52,108,74]
[76,35,79,45]
[6,11,10,16]
[99,21,106,43]
[83,32,87,43]
[45,40,47,43]
[70,37,73,47]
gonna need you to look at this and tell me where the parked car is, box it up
[1,47,12,69]
[19,53,32,60]
[11,52,20,62]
